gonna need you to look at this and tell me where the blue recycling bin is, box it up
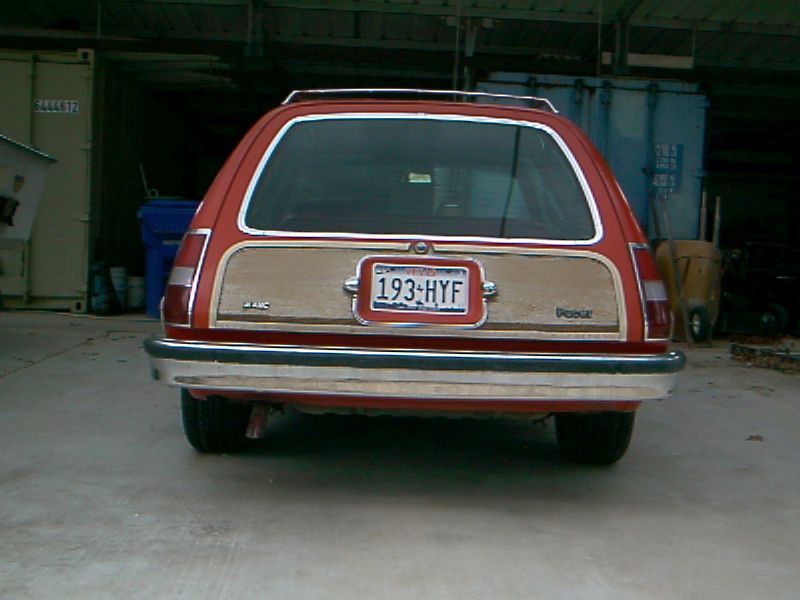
[138,198,200,318]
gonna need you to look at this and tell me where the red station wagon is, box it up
[144,89,685,464]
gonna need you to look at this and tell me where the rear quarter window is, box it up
[243,116,596,241]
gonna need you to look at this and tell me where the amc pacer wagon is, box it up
[145,89,684,464]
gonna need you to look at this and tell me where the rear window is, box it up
[243,117,595,240]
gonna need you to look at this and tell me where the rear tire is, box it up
[180,389,250,453]
[555,411,635,465]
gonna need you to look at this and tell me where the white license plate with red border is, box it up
[354,256,485,326]
[370,263,469,314]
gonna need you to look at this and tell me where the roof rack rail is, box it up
[282,88,557,113]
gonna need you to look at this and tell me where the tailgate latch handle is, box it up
[343,277,359,294]
[482,281,498,297]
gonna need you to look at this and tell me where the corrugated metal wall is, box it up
[0,50,93,310]
[0,50,190,311]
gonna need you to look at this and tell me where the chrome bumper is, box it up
[144,338,685,402]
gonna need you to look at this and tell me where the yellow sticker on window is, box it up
[408,172,432,184]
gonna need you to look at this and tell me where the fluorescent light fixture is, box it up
[602,52,694,70]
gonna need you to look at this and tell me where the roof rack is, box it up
[282,88,557,113]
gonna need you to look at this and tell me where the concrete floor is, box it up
[1,311,798,599]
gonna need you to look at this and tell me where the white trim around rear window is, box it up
[236,113,604,246]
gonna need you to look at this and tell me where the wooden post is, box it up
[699,189,707,241]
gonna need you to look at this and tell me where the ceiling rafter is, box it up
[255,1,800,37]
[0,0,798,77]
[102,0,800,36]
[615,0,648,22]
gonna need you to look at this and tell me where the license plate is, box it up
[370,263,469,314]
[353,256,485,326]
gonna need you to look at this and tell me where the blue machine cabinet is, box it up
[477,74,707,241]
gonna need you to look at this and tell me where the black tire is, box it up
[180,389,251,453]
[688,306,712,342]
[766,303,789,335]
[758,312,777,337]
[555,411,635,465]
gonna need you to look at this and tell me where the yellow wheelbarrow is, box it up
[656,240,722,342]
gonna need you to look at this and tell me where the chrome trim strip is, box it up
[208,241,626,339]
[209,321,623,340]
[188,229,211,329]
[145,338,684,401]
[282,88,558,113]
[235,113,603,247]
[629,242,650,339]
[145,337,685,375]
[159,369,672,402]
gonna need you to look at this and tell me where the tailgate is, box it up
[210,242,625,341]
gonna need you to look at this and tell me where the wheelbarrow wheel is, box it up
[689,306,712,342]
[766,303,789,336]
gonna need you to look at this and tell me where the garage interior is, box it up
[1,4,800,599]
[0,0,798,337]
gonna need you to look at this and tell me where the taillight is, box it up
[630,243,672,341]
[162,230,209,327]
